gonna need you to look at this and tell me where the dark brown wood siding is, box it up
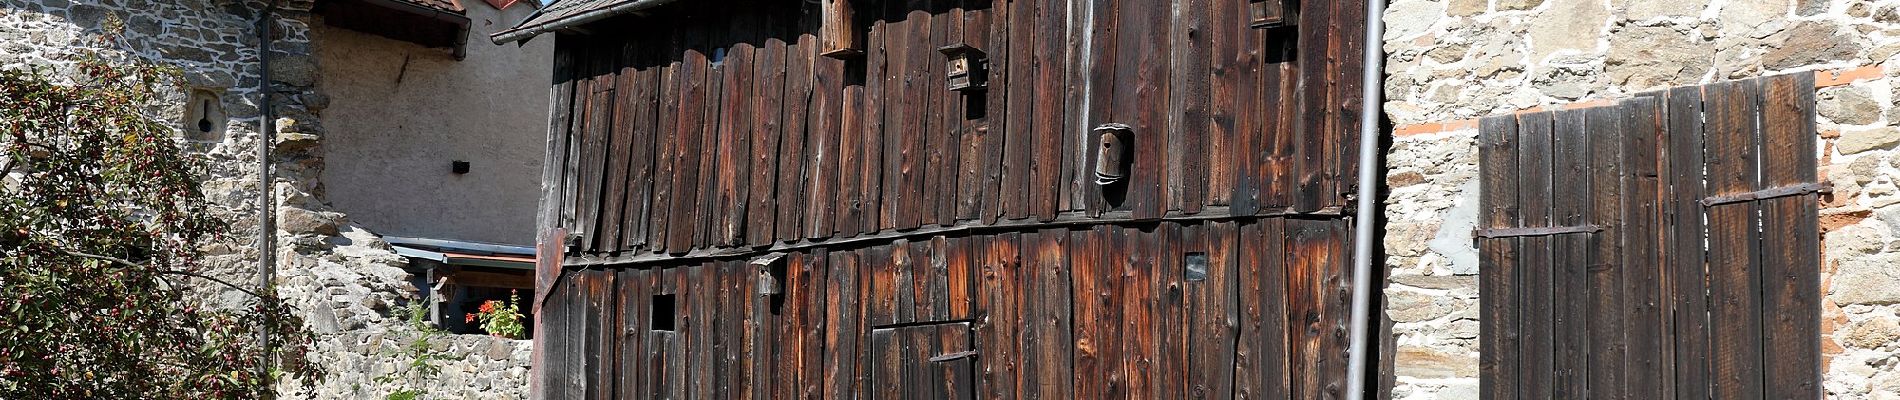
[543,0,1365,259]
[540,220,1354,399]
[532,0,1371,398]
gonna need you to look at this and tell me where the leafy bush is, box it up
[466,290,525,339]
[0,59,319,398]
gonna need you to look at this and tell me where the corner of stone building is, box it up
[0,1,531,398]
[1382,0,1900,398]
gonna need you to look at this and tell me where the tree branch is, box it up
[61,249,268,300]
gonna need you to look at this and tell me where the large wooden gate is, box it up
[1476,74,1822,399]
[529,0,1373,398]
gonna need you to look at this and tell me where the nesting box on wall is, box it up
[1094,123,1132,186]
[937,43,987,92]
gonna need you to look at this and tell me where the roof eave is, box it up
[490,0,683,45]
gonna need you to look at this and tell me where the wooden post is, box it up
[820,0,862,58]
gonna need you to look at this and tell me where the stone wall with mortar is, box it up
[1382,0,1900,398]
[0,1,531,398]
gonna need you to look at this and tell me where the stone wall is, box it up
[1382,0,1900,398]
[0,1,531,398]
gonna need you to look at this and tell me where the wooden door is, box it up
[869,322,978,400]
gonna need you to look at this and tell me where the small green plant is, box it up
[374,299,454,400]
[465,290,526,339]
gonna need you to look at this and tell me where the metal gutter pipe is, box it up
[254,0,279,392]
[489,0,684,44]
[1346,0,1386,398]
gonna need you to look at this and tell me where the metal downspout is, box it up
[1347,0,1385,398]
[255,1,278,388]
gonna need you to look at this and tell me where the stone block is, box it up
[1838,127,1900,154]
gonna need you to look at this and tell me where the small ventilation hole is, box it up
[651,294,676,331]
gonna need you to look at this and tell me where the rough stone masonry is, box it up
[1382,0,1900,398]
[0,0,530,398]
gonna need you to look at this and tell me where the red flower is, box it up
[465,313,477,323]
[479,301,497,314]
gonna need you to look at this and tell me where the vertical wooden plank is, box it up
[1112,0,1171,219]
[684,262,713,398]
[936,323,978,400]
[839,85,867,237]
[1001,0,1037,221]
[934,5,967,227]
[691,32,726,251]
[1080,0,1120,216]
[925,236,953,322]
[592,270,619,400]
[1155,222,1188,398]
[1060,0,1088,214]
[1029,0,1068,222]
[1477,114,1521,400]
[1664,85,1710,400]
[617,269,649,399]
[648,39,680,252]
[870,327,903,400]
[1291,0,1335,214]
[1121,225,1159,399]
[665,34,708,254]
[822,249,865,399]
[893,239,919,324]
[1616,99,1661,400]
[1236,219,1290,399]
[778,25,817,243]
[1169,0,1212,214]
[743,21,786,248]
[538,37,581,250]
[807,31,845,240]
[880,5,911,231]
[861,17,888,234]
[1185,221,1240,398]
[715,40,757,247]
[541,273,571,400]
[903,239,932,322]
[1204,0,1238,207]
[1023,227,1073,399]
[578,45,619,252]
[1332,0,1366,212]
[1071,224,1120,399]
[946,232,976,320]
[979,0,1011,224]
[1225,0,1262,215]
[958,1,995,222]
[894,4,929,231]
[1516,111,1556,400]
[1704,79,1765,400]
[658,267,690,400]
[624,53,663,252]
[599,51,635,253]
[975,233,1022,400]
[867,243,899,327]
[1759,73,1820,399]
[1551,109,1590,399]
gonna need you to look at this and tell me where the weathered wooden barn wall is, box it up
[530,0,1372,398]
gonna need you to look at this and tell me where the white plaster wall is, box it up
[315,3,551,245]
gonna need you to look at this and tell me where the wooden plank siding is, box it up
[530,0,1371,398]
[545,0,1361,261]
[1475,74,1823,399]
[538,219,1356,399]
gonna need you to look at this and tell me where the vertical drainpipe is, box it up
[1346,0,1385,398]
[255,0,278,389]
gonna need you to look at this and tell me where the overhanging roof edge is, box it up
[489,0,684,44]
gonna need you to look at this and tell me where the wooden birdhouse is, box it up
[937,43,987,92]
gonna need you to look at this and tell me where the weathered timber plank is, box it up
[926,236,952,322]
[869,327,902,400]
[777,28,817,244]
[1030,0,1067,222]
[1758,73,1821,399]
[867,242,898,327]
[1551,109,1589,399]
[1121,225,1159,398]
[975,232,1021,400]
[714,41,757,248]
[617,268,649,399]
[1000,0,1035,221]
[1664,84,1710,400]
[1186,220,1240,399]
[1704,79,1764,400]
[1291,0,1334,214]
[1071,224,1118,399]
[1616,99,1660,400]
[690,33,724,251]
[1081,0,1120,217]
[1477,114,1521,400]
[1170,0,1212,214]
[1155,222,1188,398]
[934,4,966,227]
[978,0,1010,224]
[748,30,794,246]
[1116,0,1172,220]
[880,7,911,232]
[598,46,634,252]
[806,31,844,240]
[1024,227,1073,399]
[821,249,865,399]
[945,233,976,320]
[1332,0,1367,211]
[861,17,887,235]
[1517,111,1557,400]
[838,84,867,237]
[1235,218,1290,399]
